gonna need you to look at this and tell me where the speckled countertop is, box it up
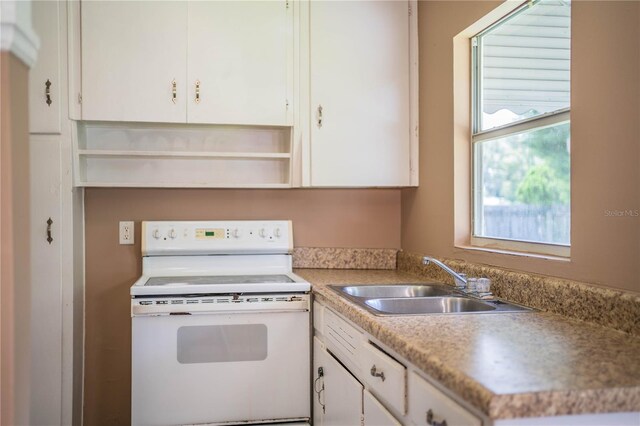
[294,269,640,420]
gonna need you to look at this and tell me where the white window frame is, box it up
[470,0,571,258]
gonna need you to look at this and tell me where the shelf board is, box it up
[78,150,291,159]
[77,182,292,188]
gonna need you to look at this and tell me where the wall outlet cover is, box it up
[119,221,134,245]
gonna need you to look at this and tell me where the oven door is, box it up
[132,306,310,425]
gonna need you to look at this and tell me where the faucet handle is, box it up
[477,278,491,293]
[454,273,467,289]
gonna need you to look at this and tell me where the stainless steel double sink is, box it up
[329,284,533,316]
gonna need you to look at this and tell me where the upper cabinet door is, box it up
[29,1,62,134]
[310,1,412,187]
[81,1,187,123]
[187,1,292,126]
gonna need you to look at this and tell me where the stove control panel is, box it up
[142,220,292,256]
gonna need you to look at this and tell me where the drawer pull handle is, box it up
[370,365,385,381]
[45,79,52,106]
[426,409,447,426]
[171,79,177,104]
[195,80,200,104]
[46,217,53,244]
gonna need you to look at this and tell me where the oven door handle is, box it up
[132,301,309,316]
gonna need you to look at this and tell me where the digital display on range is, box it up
[195,228,225,240]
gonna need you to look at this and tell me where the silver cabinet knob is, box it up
[370,365,385,381]
[427,409,447,426]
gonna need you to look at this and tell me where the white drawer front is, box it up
[362,341,406,415]
[323,308,363,373]
[409,372,481,426]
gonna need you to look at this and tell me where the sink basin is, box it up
[365,296,494,315]
[333,284,459,299]
[364,296,533,316]
[328,284,534,316]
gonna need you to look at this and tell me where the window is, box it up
[472,0,571,254]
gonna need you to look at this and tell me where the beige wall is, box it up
[0,52,31,426]
[401,0,640,294]
[83,187,400,424]
[83,1,640,422]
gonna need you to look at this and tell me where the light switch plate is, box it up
[119,221,134,245]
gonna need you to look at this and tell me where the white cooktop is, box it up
[131,221,310,297]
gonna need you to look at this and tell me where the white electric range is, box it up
[131,220,311,426]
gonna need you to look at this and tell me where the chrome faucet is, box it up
[422,256,467,287]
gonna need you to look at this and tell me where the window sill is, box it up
[456,240,571,262]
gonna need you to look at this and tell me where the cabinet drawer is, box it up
[323,308,363,374]
[362,341,406,415]
[409,372,481,426]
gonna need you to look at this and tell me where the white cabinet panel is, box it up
[309,0,411,186]
[81,1,187,123]
[29,1,61,134]
[362,341,407,415]
[364,389,401,426]
[29,136,63,425]
[313,337,363,426]
[187,1,291,126]
[409,372,481,426]
[323,306,363,376]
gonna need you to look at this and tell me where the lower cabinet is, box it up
[313,337,363,426]
[313,302,481,426]
[314,337,401,426]
[313,302,640,426]
[364,390,402,426]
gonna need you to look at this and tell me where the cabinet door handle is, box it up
[370,365,385,381]
[195,80,200,104]
[317,105,323,128]
[46,217,53,244]
[426,408,447,426]
[314,366,325,414]
[45,79,52,106]
[172,79,177,104]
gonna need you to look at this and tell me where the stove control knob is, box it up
[152,229,161,239]
[232,228,242,239]
[169,228,177,239]
[259,228,267,238]
[274,228,281,238]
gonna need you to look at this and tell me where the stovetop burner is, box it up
[145,274,295,287]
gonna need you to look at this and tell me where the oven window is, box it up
[177,324,268,364]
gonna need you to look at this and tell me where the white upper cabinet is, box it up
[29,0,62,134]
[80,1,292,126]
[187,1,292,126]
[76,0,417,188]
[308,0,416,187]
[81,1,188,123]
